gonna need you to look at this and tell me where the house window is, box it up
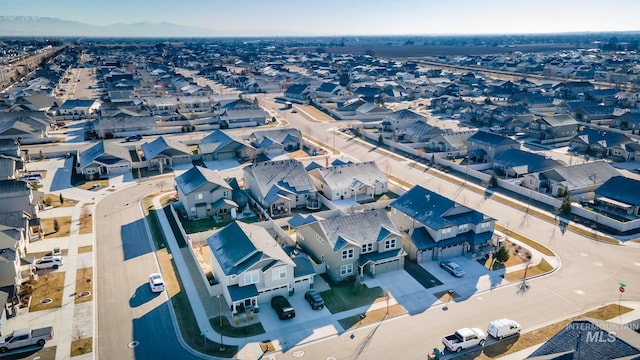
[272,266,287,281]
[458,224,469,233]
[480,222,491,231]
[362,243,373,254]
[342,248,354,260]
[190,207,196,214]
[196,193,204,200]
[315,233,324,244]
[223,191,229,197]
[384,239,396,249]
[340,264,353,276]
[243,270,259,285]
[441,227,452,237]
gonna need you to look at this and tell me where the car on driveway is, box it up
[34,255,63,270]
[304,290,325,310]
[271,295,295,320]
[440,261,465,277]
[148,273,165,293]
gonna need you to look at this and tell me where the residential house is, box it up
[145,97,180,115]
[0,156,21,180]
[289,209,406,281]
[0,112,53,141]
[174,166,237,220]
[525,318,640,359]
[248,128,302,155]
[493,148,562,178]
[527,114,579,142]
[206,221,307,314]
[466,131,520,163]
[569,128,634,158]
[243,159,319,217]
[553,81,595,99]
[56,99,99,120]
[219,108,269,128]
[400,121,444,143]
[308,161,388,202]
[284,84,311,102]
[0,181,42,233]
[381,109,427,131]
[10,95,58,113]
[215,98,257,111]
[92,116,157,139]
[77,141,133,179]
[523,161,619,199]
[314,82,345,98]
[0,225,29,291]
[200,129,253,161]
[613,112,640,132]
[572,105,618,122]
[141,136,192,171]
[390,185,495,262]
[592,176,640,221]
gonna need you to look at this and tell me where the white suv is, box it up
[148,273,165,293]
[34,255,63,270]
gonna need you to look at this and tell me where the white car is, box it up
[148,273,165,293]
[440,261,465,277]
[34,255,63,270]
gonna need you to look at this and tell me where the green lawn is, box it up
[209,316,265,338]
[320,278,385,314]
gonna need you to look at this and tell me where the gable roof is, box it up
[595,176,640,206]
[79,140,132,169]
[468,131,520,147]
[382,109,426,122]
[206,221,293,276]
[141,136,192,160]
[200,129,246,154]
[59,99,96,110]
[175,165,232,196]
[244,159,316,197]
[311,161,387,189]
[494,149,562,173]
[284,84,310,96]
[250,128,301,146]
[390,185,488,230]
[539,161,619,189]
[573,129,632,147]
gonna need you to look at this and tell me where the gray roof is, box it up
[174,165,232,196]
[200,130,247,154]
[141,136,191,160]
[573,129,632,147]
[468,131,520,147]
[540,114,579,127]
[206,221,293,276]
[93,116,157,131]
[382,109,426,122]
[220,108,268,121]
[311,161,387,189]
[250,128,301,146]
[59,99,96,110]
[539,161,619,190]
[494,149,562,173]
[595,176,640,206]
[390,185,489,230]
[79,141,132,169]
[244,159,316,198]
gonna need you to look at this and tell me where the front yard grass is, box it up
[76,179,110,191]
[504,258,553,282]
[41,216,72,238]
[209,316,265,338]
[476,304,633,359]
[320,277,385,314]
[75,268,93,304]
[43,193,78,208]
[29,272,65,312]
[78,245,93,253]
[70,337,92,357]
[338,304,407,330]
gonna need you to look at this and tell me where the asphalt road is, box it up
[95,181,202,360]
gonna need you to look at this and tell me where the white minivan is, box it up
[487,318,521,339]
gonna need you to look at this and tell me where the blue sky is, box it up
[3,0,640,36]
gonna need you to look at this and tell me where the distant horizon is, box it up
[2,0,640,37]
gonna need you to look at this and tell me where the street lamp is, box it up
[218,294,225,352]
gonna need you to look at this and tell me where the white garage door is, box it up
[440,244,464,258]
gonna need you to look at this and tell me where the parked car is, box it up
[148,273,165,293]
[487,318,521,339]
[0,327,54,353]
[440,261,465,277]
[271,295,295,320]
[125,134,142,142]
[34,255,63,270]
[442,328,486,353]
[304,290,325,310]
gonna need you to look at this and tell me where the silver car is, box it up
[440,261,465,277]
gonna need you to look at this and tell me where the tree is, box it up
[59,193,64,205]
[489,173,499,188]
[484,97,492,105]
[559,190,572,215]
[493,245,510,268]
[53,218,60,233]
[253,97,259,106]
[377,134,384,146]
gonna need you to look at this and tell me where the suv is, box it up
[271,295,295,320]
[148,273,165,293]
[34,255,63,270]
[304,290,325,310]
[125,134,142,142]
[440,261,465,277]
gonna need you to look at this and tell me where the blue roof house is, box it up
[390,185,495,262]
[206,221,304,315]
[77,140,132,179]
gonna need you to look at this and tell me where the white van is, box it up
[487,318,521,339]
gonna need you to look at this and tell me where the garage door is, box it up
[293,277,310,292]
[440,244,464,258]
[374,259,401,274]
[257,285,289,303]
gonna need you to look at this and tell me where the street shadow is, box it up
[129,283,156,308]
[481,334,520,358]
[48,157,74,192]
[121,219,154,261]
[0,343,53,359]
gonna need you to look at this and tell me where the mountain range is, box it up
[0,16,219,37]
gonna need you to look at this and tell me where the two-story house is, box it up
[0,225,29,291]
[207,221,306,314]
[289,209,406,281]
[308,161,388,202]
[527,114,579,142]
[174,166,237,220]
[243,159,320,217]
[390,185,495,262]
